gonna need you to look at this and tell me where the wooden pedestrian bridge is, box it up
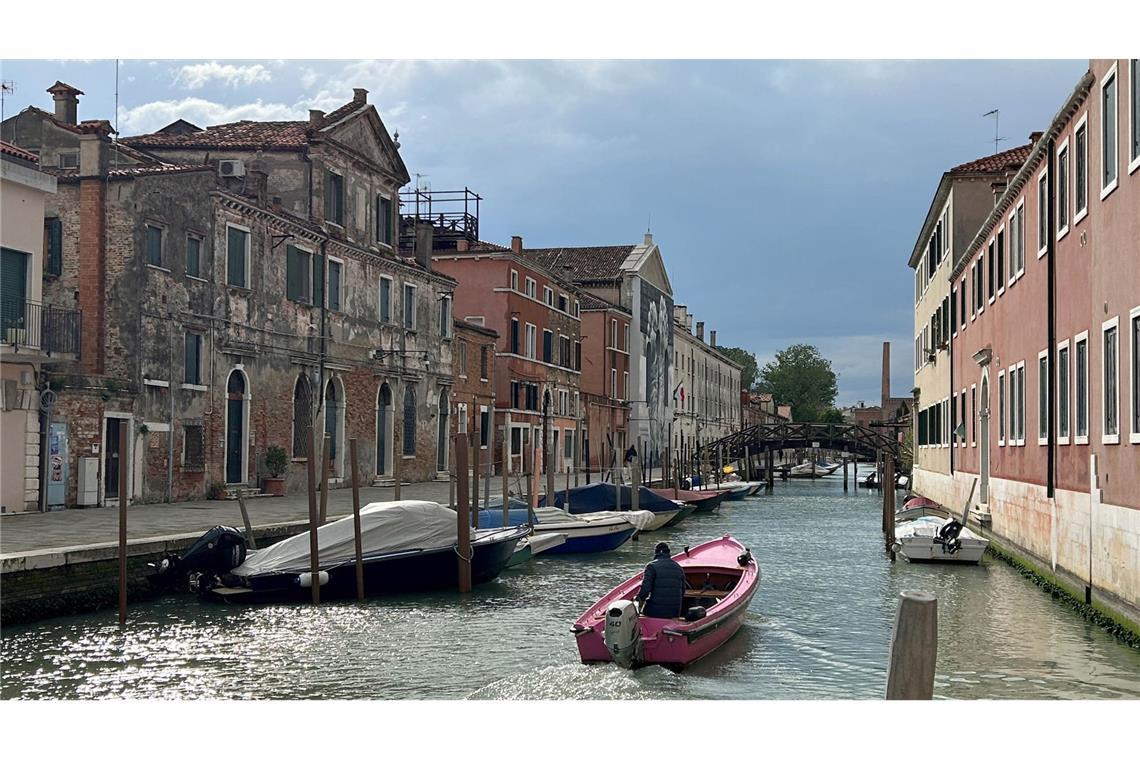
[699,421,902,464]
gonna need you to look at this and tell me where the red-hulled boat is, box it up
[570,535,759,670]
[650,488,727,513]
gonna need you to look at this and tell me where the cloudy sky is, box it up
[1,58,1088,405]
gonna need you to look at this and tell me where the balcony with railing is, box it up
[399,187,481,250]
[0,299,82,360]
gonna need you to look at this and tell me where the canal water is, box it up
[3,478,1139,699]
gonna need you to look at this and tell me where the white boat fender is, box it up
[298,571,330,588]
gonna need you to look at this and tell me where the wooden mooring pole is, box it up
[843,456,849,492]
[117,423,129,625]
[349,438,364,601]
[886,590,938,700]
[319,432,331,525]
[306,426,321,604]
[884,455,896,561]
[236,488,257,549]
[455,433,472,593]
[393,429,402,500]
[501,419,510,527]
[472,416,480,528]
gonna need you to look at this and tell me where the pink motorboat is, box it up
[570,535,760,670]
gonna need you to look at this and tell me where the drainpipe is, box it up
[1046,138,1056,498]
[167,316,174,502]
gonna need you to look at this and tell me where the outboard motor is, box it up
[604,600,642,669]
[934,520,964,555]
[149,525,248,590]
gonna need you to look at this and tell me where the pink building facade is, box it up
[948,59,1139,626]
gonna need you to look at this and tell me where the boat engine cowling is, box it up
[151,525,247,590]
[604,600,642,668]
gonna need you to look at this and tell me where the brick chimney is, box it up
[1029,131,1044,146]
[247,153,269,206]
[77,128,111,374]
[309,109,325,129]
[456,239,469,252]
[511,236,522,253]
[710,330,718,347]
[414,220,434,272]
[353,88,368,104]
[47,81,83,126]
[696,321,705,342]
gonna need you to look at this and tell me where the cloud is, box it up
[173,62,272,90]
[119,97,304,134]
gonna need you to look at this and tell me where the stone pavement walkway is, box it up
[0,480,512,556]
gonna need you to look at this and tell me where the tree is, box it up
[716,346,759,390]
[820,408,845,423]
[757,344,839,422]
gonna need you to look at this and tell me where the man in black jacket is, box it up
[635,542,686,618]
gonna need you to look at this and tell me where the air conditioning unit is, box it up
[218,159,246,178]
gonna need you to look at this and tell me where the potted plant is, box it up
[262,446,289,496]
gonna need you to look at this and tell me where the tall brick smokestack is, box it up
[881,341,891,418]
[77,126,112,374]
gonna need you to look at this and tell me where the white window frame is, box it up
[623,371,630,402]
[543,285,554,306]
[1006,367,1017,448]
[997,370,1006,447]
[1075,330,1090,445]
[1132,306,1140,443]
[510,269,519,291]
[524,277,536,299]
[1102,315,1120,444]
[611,368,617,399]
[1015,200,1026,279]
[987,237,996,305]
[1036,167,1049,259]
[960,390,967,448]
[623,323,630,352]
[327,255,345,312]
[1130,59,1140,175]
[525,323,536,359]
[224,222,252,290]
[479,405,489,449]
[970,383,977,448]
[1057,136,1070,241]
[970,263,977,321]
[378,274,393,323]
[1037,349,1050,446]
[996,225,1006,297]
[403,282,417,330]
[1073,112,1090,225]
[1057,339,1071,445]
[1100,62,1119,200]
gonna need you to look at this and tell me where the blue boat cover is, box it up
[538,482,677,514]
[477,506,534,528]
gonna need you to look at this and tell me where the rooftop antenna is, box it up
[1,80,15,142]
[113,60,120,170]
[982,109,1005,155]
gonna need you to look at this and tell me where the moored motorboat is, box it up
[154,501,528,603]
[650,488,726,513]
[894,516,988,563]
[571,535,760,670]
[506,532,568,567]
[541,483,683,531]
[896,495,951,522]
[718,482,752,501]
[478,506,653,554]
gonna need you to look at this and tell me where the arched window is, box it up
[402,385,416,456]
[292,373,312,457]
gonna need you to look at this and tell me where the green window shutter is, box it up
[286,245,301,301]
[313,252,325,307]
[227,227,247,287]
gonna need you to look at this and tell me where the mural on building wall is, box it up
[639,278,674,454]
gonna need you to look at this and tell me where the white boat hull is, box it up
[896,517,988,564]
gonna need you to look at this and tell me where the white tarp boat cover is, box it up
[532,506,654,531]
[896,516,983,541]
[232,500,458,577]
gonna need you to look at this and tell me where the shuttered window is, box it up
[286,245,312,303]
[187,235,201,278]
[226,226,249,288]
[325,171,344,226]
[184,333,201,385]
[377,195,393,245]
[44,219,62,277]
[146,224,163,267]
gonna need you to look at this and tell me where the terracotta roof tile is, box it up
[950,143,1033,174]
[526,245,636,282]
[1,140,39,163]
[578,291,627,313]
[122,120,310,151]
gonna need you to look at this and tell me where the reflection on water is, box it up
[3,479,1139,699]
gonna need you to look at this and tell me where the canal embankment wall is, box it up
[916,468,1140,643]
[1,522,307,625]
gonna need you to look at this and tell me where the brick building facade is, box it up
[3,83,457,506]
